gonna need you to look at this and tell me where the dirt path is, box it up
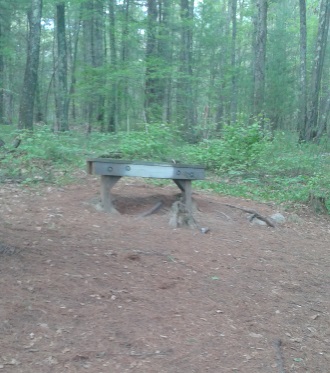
[0,176,329,372]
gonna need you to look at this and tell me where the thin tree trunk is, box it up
[298,0,307,140]
[54,2,69,131]
[159,0,173,123]
[253,0,268,117]
[0,0,11,124]
[0,32,4,124]
[68,7,82,122]
[107,0,117,132]
[230,0,238,123]
[82,0,94,126]
[120,0,130,131]
[316,92,330,141]
[0,7,4,124]
[144,0,159,123]
[93,0,105,132]
[18,0,43,130]
[215,1,230,127]
[178,0,195,141]
[35,81,43,122]
[305,0,330,141]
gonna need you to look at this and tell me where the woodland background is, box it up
[0,0,329,210]
[0,0,329,138]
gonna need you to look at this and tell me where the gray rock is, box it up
[270,213,286,224]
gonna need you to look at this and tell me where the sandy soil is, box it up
[0,175,329,373]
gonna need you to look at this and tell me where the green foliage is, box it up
[0,125,329,214]
[116,124,181,160]
[208,131,330,209]
[0,126,84,183]
[219,120,270,170]
[0,123,181,184]
[179,119,270,172]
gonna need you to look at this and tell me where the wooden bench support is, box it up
[100,175,121,213]
[173,179,192,212]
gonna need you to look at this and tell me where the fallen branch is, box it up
[223,203,275,228]
[139,201,163,217]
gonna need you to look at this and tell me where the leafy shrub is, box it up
[178,119,270,172]
[114,123,181,160]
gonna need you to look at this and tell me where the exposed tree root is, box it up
[139,201,163,217]
[223,203,275,227]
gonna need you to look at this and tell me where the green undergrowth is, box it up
[0,124,329,213]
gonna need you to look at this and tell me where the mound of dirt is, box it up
[0,176,329,372]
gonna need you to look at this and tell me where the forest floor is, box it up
[0,174,329,373]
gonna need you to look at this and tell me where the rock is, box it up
[270,213,286,224]
[288,214,303,224]
[251,217,267,226]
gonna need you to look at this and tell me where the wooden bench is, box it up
[87,159,205,213]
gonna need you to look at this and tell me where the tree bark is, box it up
[68,6,82,122]
[18,0,43,130]
[178,0,196,141]
[120,0,130,131]
[159,0,173,123]
[82,0,105,131]
[0,0,12,125]
[144,0,159,123]
[93,0,105,131]
[230,0,238,123]
[54,2,69,131]
[253,0,268,117]
[107,0,117,132]
[298,0,307,140]
[0,2,5,124]
[305,0,330,141]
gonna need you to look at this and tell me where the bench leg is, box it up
[100,175,121,213]
[173,179,192,212]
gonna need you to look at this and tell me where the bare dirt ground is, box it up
[0,174,329,373]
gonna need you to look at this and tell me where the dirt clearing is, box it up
[0,176,329,372]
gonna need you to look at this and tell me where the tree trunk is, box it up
[82,0,105,131]
[253,0,268,117]
[230,0,238,123]
[159,0,173,123]
[68,6,82,122]
[93,0,105,131]
[305,0,330,141]
[178,0,196,141]
[35,81,44,122]
[120,0,130,131]
[18,0,43,130]
[316,91,330,141]
[0,0,11,125]
[144,0,159,123]
[54,2,69,131]
[298,0,307,140]
[0,5,4,124]
[107,0,117,132]
[0,29,4,124]
[215,1,231,128]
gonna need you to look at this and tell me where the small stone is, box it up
[270,213,286,224]
[249,332,263,338]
